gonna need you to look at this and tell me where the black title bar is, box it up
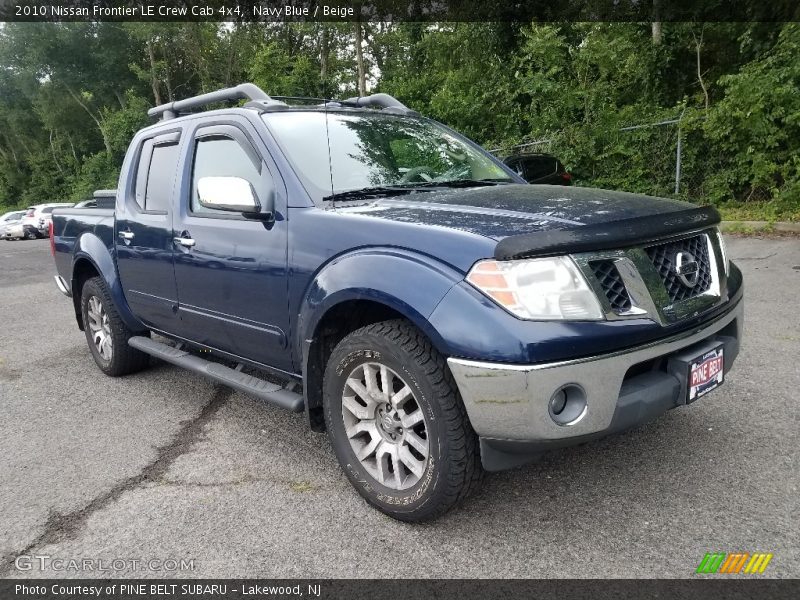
[3,579,800,600]
[2,0,799,22]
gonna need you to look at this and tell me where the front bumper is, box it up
[447,298,743,471]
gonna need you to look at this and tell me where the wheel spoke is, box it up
[399,446,425,478]
[379,365,392,400]
[405,431,428,455]
[342,395,371,420]
[356,435,381,461]
[345,378,370,403]
[363,363,379,395]
[88,310,100,330]
[390,451,403,488]
[400,409,424,429]
[390,384,412,408]
[345,420,375,439]
[375,447,390,485]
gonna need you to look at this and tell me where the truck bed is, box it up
[52,207,115,287]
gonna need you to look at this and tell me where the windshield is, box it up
[263,111,514,202]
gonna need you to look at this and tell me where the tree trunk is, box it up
[693,29,710,112]
[0,132,18,163]
[320,25,330,96]
[64,84,113,156]
[147,39,162,105]
[651,0,662,45]
[354,21,367,96]
[49,130,66,178]
[651,22,662,45]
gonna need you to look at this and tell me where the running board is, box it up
[128,336,304,413]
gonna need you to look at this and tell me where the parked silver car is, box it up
[0,210,26,241]
[20,203,74,239]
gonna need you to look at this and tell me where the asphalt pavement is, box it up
[0,236,797,578]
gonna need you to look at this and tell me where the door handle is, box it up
[173,236,196,247]
[118,231,134,240]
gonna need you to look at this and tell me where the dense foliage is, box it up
[0,21,797,219]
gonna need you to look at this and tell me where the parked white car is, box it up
[21,203,74,239]
[0,210,26,241]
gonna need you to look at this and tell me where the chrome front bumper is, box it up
[447,298,743,449]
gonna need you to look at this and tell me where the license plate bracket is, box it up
[687,345,724,403]
[667,340,726,405]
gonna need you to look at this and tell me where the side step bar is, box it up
[128,336,304,413]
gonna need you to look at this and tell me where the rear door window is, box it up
[142,142,180,213]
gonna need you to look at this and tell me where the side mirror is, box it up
[197,176,274,222]
[197,176,260,213]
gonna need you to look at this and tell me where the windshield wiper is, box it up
[408,178,514,189]
[323,185,431,202]
[322,179,512,202]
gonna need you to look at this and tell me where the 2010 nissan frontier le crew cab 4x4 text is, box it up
[51,84,743,521]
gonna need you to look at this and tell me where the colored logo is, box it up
[696,552,773,574]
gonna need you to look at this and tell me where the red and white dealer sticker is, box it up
[688,347,724,401]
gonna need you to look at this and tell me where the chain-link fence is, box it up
[491,113,718,203]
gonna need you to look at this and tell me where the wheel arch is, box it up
[297,250,462,432]
[70,233,144,333]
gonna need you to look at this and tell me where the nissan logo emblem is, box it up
[674,251,700,287]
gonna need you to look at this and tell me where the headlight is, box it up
[716,229,730,276]
[466,256,604,320]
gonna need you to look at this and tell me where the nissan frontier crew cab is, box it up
[51,84,743,522]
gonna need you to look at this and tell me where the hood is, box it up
[335,184,696,241]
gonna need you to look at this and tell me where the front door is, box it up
[115,130,181,331]
[171,119,291,372]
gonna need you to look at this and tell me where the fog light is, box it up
[548,384,587,426]
[549,389,567,415]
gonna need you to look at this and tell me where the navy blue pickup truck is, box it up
[52,84,743,521]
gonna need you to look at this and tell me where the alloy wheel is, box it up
[341,362,429,490]
[87,295,113,361]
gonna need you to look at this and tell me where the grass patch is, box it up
[718,201,800,222]
[288,481,317,493]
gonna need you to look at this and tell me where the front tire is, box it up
[80,276,150,376]
[323,319,483,522]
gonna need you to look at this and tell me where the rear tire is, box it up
[323,319,483,522]
[80,276,150,376]
[24,229,37,240]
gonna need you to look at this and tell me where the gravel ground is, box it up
[0,236,797,579]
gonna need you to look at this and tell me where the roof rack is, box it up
[335,93,417,115]
[148,84,417,120]
[147,83,286,120]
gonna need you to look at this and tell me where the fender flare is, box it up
[295,248,464,429]
[296,247,462,361]
[71,232,144,332]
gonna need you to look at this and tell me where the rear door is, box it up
[170,117,291,371]
[115,129,182,331]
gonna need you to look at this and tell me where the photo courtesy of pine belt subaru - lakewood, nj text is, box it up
[50,83,743,522]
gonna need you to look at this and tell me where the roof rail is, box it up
[147,83,284,120]
[338,93,417,115]
[93,189,116,198]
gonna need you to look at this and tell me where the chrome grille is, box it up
[590,260,632,313]
[645,234,713,303]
